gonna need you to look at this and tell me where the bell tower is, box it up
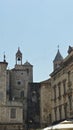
[16,47,22,65]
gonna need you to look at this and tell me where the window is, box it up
[63,80,66,95]
[59,106,62,120]
[21,72,23,75]
[26,69,29,75]
[69,95,72,111]
[17,57,21,64]
[68,71,70,81]
[32,91,37,103]
[20,91,24,98]
[54,107,57,121]
[53,85,56,101]
[64,103,67,118]
[58,82,61,99]
[58,86,61,97]
[10,108,16,119]
[49,114,52,123]
[68,71,71,87]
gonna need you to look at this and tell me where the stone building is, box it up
[0,48,33,129]
[0,47,53,129]
[1,46,73,129]
[50,46,73,124]
[38,45,73,128]
[7,48,33,125]
[0,57,23,130]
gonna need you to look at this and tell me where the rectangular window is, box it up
[58,82,61,99]
[63,80,66,95]
[68,71,70,82]
[49,114,52,123]
[64,103,67,118]
[54,85,56,101]
[10,108,16,119]
[54,107,57,121]
[59,106,62,120]
[20,91,24,98]
[69,95,72,111]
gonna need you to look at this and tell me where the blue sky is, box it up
[0,0,73,82]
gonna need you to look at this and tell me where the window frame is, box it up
[10,108,16,119]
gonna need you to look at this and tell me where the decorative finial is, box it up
[3,52,6,62]
[18,47,20,50]
[57,45,59,50]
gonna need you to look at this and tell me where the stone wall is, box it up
[40,79,52,128]
[0,124,23,130]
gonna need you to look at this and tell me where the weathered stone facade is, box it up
[0,48,34,129]
[1,46,73,129]
[0,60,23,130]
[40,79,52,128]
[6,48,33,127]
[27,83,40,129]
[39,46,73,128]
[0,48,52,129]
[50,46,73,124]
